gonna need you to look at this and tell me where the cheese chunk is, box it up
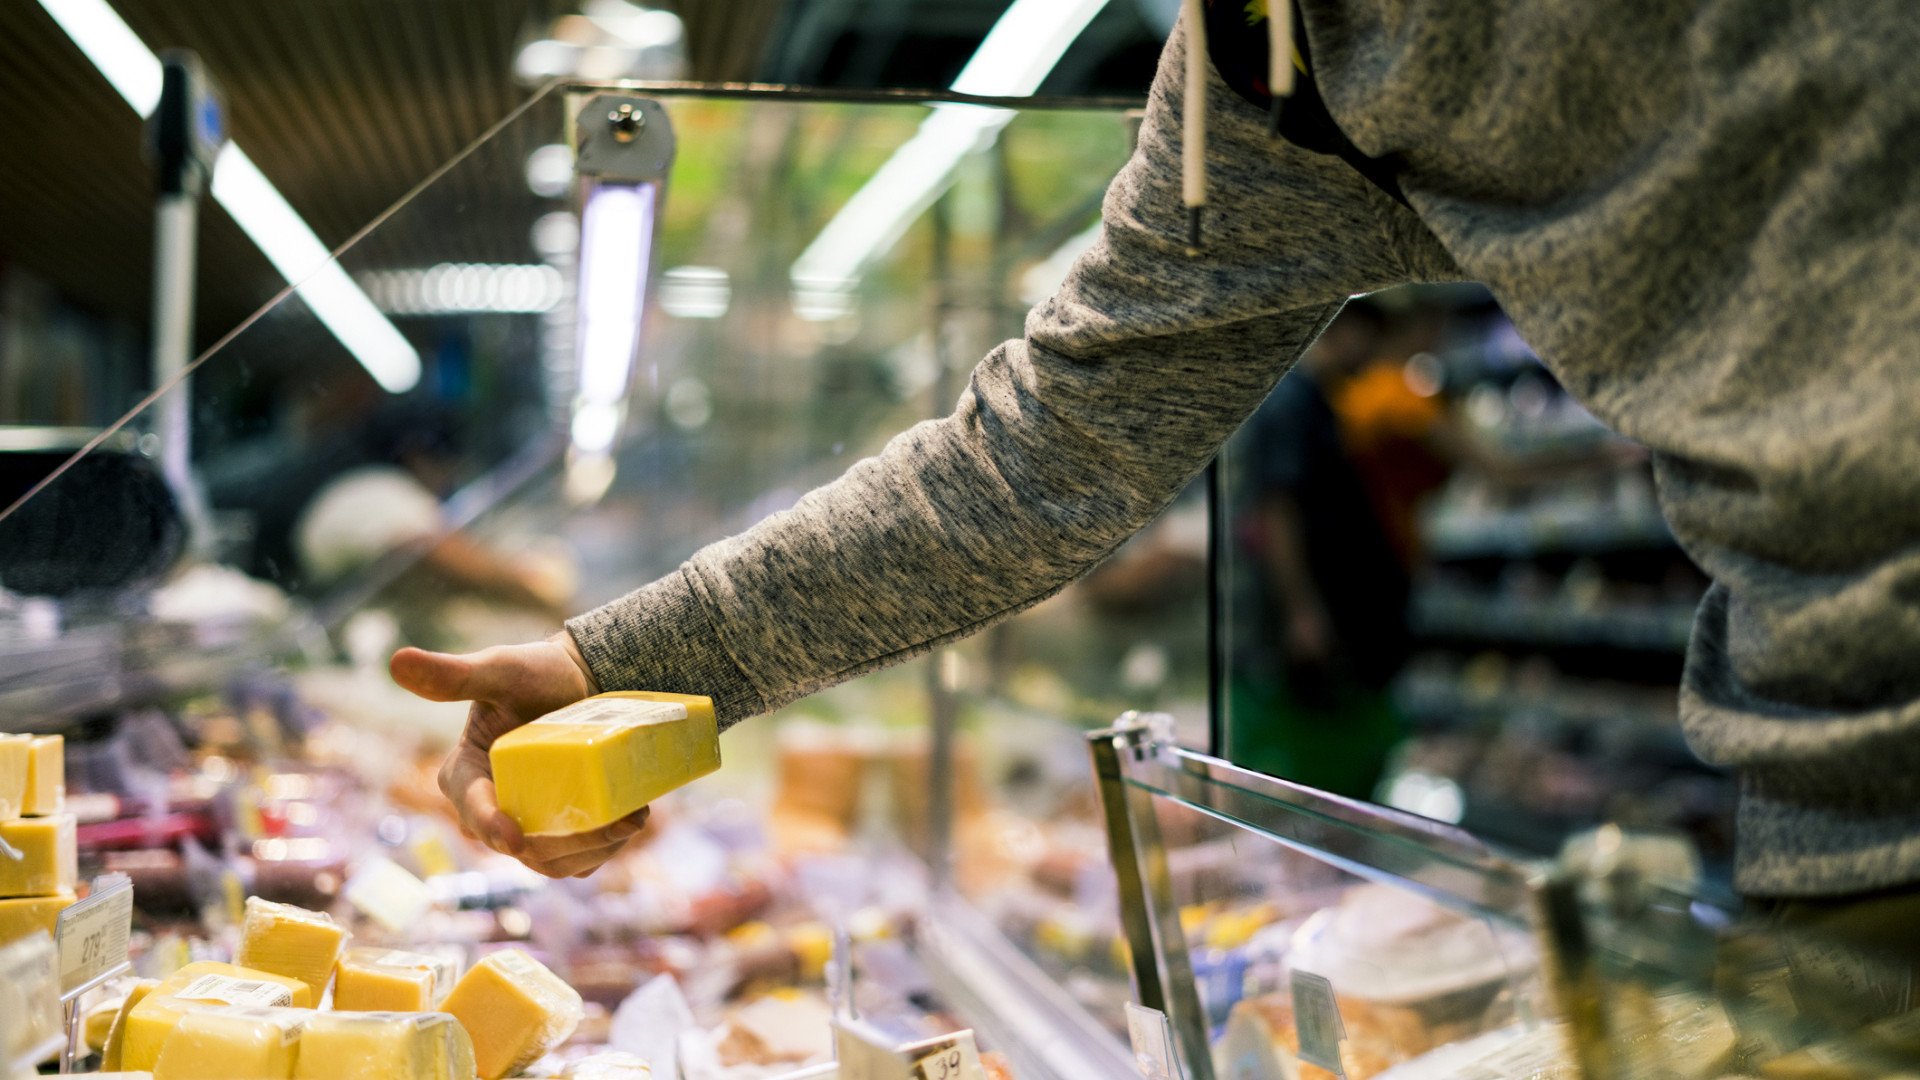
[292,1011,475,1080]
[152,1006,304,1080]
[0,734,27,820]
[442,949,583,1079]
[22,735,63,816]
[122,962,312,1072]
[0,890,74,945]
[491,692,719,836]
[333,947,445,1012]
[101,978,161,1069]
[0,812,76,897]
[236,897,350,1002]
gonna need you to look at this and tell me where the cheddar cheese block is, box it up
[101,978,161,1070]
[0,812,76,897]
[236,897,351,1003]
[491,692,719,836]
[0,735,27,820]
[291,1010,475,1080]
[442,949,583,1079]
[122,962,313,1072]
[333,947,446,1012]
[0,890,74,945]
[21,735,62,816]
[151,1006,304,1080]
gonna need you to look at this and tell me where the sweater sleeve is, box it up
[566,17,1438,727]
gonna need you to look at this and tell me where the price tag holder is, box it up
[835,1018,986,1080]
[54,874,135,1074]
[1126,1002,1180,1080]
[1290,970,1347,1078]
[56,873,134,996]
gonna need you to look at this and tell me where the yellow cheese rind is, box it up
[0,734,27,820]
[101,978,161,1070]
[443,949,583,1079]
[22,735,62,816]
[491,692,720,836]
[291,1010,475,1080]
[0,812,77,897]
[0,890,74,945]
[122,962,312,1072]
[334,947,437,1012]
[152,1006,304,1080]
[236,896,350,1002]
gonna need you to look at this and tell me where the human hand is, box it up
[390,632,651,878]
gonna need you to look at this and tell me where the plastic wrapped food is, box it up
[491,693,720,836]
[235,896,352,1002]
[292,1010,477,1080]
[442,949,584,1079]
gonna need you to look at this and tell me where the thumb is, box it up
[391,646,485,702]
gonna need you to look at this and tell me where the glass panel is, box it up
[0,82,1145,1075]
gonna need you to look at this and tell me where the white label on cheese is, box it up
[536,698,686,729]
[1290,970,1346,1077]
[174,974,296,1008]
[376,950,428,969]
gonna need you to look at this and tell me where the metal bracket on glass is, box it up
[1089,713,1214,1080]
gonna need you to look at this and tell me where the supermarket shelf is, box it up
[1411,587,1696,654]
[918,894,1138,1080]
[1424,505,1673,561]
[1395,670,1694,764]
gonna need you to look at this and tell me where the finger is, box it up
[523,840,628,880]
[439,746,524,855]
[391,647,483,702]
[514,809,651,861]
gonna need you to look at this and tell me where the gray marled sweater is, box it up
[571,2,1920,897]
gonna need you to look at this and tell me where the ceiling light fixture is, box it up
[788,0,1111,318]
[34,0,421,393]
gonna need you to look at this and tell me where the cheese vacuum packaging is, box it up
[491,692,720,836]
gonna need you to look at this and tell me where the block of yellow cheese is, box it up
[151,1006,304,1080]
[442,949,583,1079]
[0,734,27,820]
[122,961,312,1072]
[491,692,719,836]
[22,735,63,816]
[101,978,161,1069]
[333,946,444,1012]
[291,1010,476,1080]
[0,890,74,945]
[236,896,350,1003]
[0,812,76,897]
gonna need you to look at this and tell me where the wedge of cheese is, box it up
[0,890,74,945]
[100,979,161,1070]
[151,1006,305,1080]
[0,812,76,897]
[333,947,446,1012]
[0,735,27,820]
[291,1011,475,1080]
[22,735,63,816]
[442,949,583,1079]
[491,692,719,836]
[122,962,312,1072]
[236,897,350,1003]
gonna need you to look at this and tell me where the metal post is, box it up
[1089,717,1216,1080]
[1532,871,1613,1080]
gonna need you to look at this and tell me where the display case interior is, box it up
[0,81,1180,1078]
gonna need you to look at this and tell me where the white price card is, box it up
[56,873,134,995]
[1126,1002,1179,1080]
[1290,970,1347,1077]
[835,1019,986,1080]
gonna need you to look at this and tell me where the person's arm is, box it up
[395,15,1454,869]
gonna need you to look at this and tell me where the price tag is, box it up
[1290,970,1347,1077]
[56,873,134,996]
[1126,1002,1179,1080]
[903,1029,984,1080]
[835,1019,986,1080]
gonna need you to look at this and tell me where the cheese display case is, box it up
[0,81,1162,1078]
[1090,715,1920,1079]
